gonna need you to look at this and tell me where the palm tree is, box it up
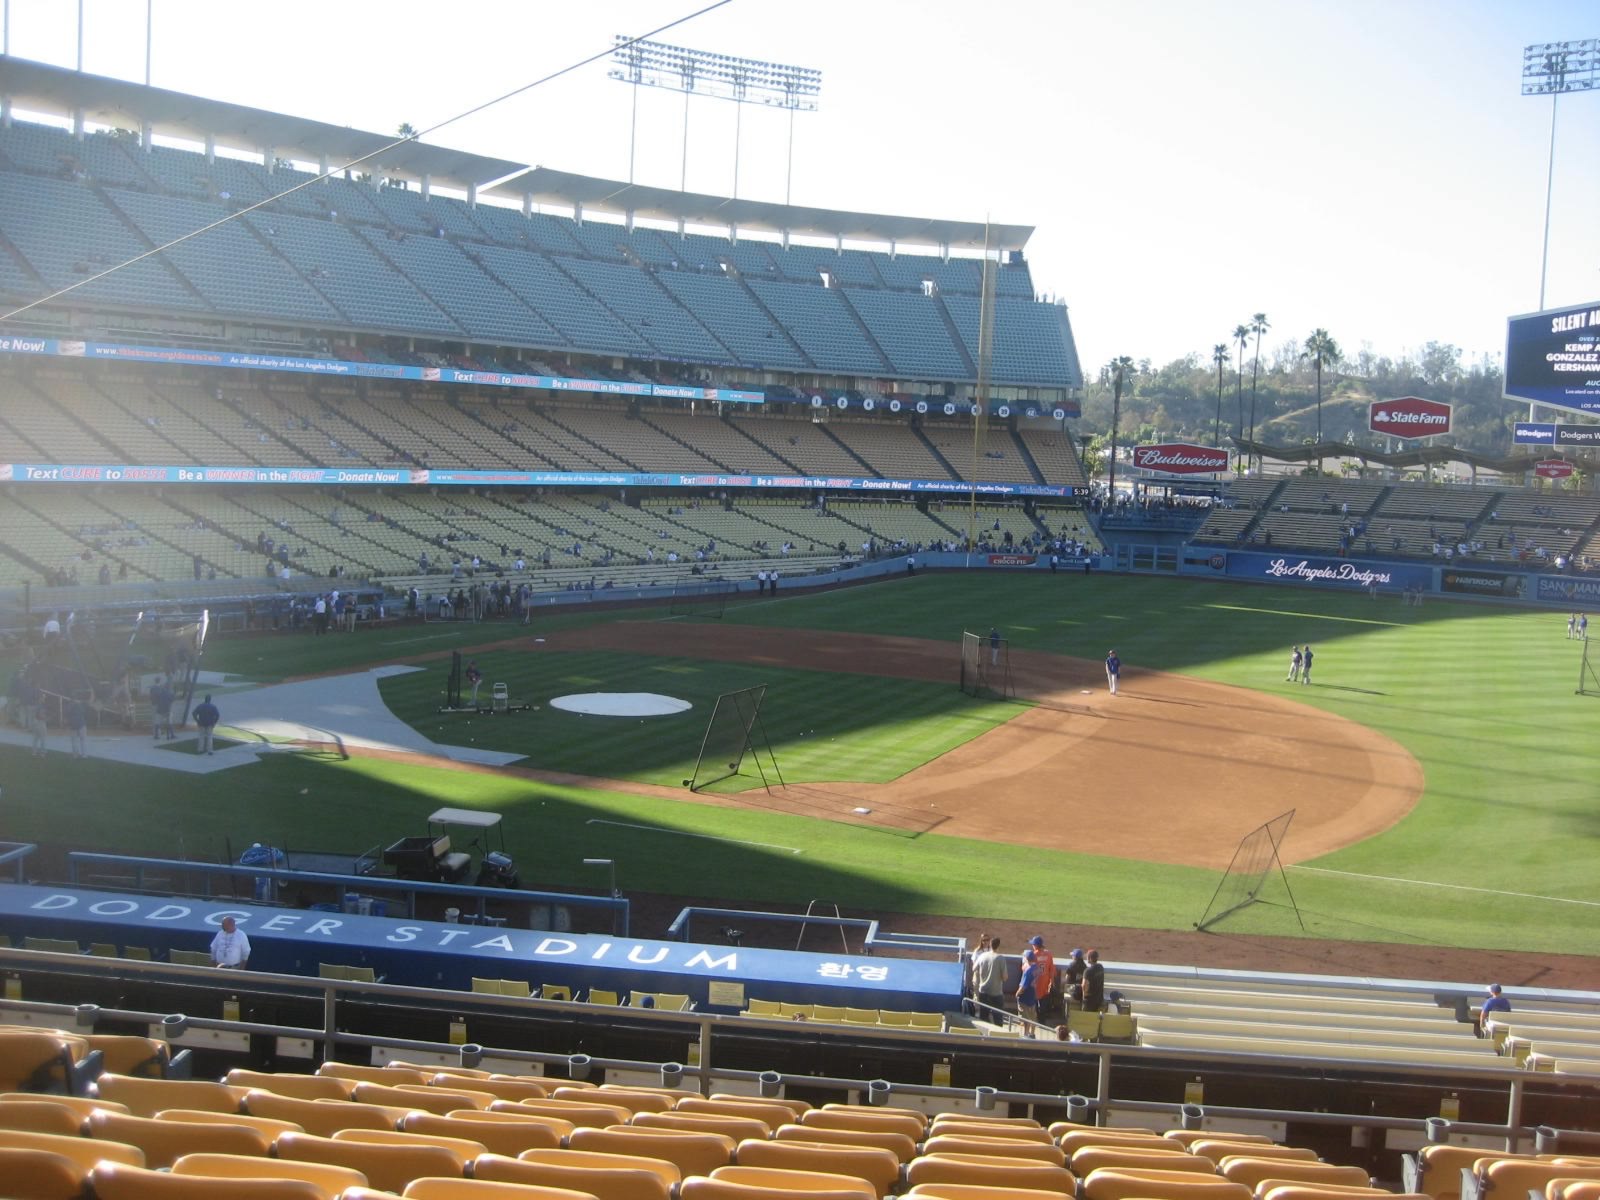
[1212,343,1229,449]
[1302,329,1341,451]
[397,122,418,139]
[1247,312,1270,473]
[1108,356,1134,502]
[1232,324,1250,471]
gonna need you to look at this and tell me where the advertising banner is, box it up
[1131,443,1229,474]
[1536,576,1600,606]
[1369,396,1452,438]
[1555,424,1600,448]
[0,463,1085,498]
[985,554,1037,566]
[1223,551,1433,592]
[1513,422,1557,445]
[1505,301,1600,413]
[0,335,765,405]
[1533,459,1575,480]
[1441,569,1528,598]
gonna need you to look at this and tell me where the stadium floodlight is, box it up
[609,36,822,202]
[1521,39,1598,310]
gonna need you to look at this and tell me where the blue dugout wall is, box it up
[0,884,961,1014]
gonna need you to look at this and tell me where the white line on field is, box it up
[586,818,803,855]
[1290,865,1600,908]
[382,631,469,646]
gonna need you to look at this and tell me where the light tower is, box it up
[610,37,821,202]
[1520,39,1597,311]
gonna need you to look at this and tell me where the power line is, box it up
[0,0,734,324]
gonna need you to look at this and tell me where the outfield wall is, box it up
[1170,546,1598,609]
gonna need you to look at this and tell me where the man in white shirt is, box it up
[209,916,250,969]
[970,936,1007,1014]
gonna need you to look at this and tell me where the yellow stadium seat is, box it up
[573,1126,734,1176]
[88,1109,271,1168]
[1081,1166,1254,1200]
[710,1163,877,1198]
[776,1122,918,1163]
[0,1033,84,1095]
[241,1091,405,1137]
[0,1099,84,1136]
[94,1075,246,1119]
[156,1108,304,1139]
[733,1136,901,1198]
[0,1127,144,1170]
[923,1135,1067,1165]
[1073,1146,1207,1175]
[554,1086,672,1115]
[908,1186,1073,1200]
[0,1145,88,1200]
[353,1082,494,1114]
[403,1180,603,1200]
[906,1153,1075,1194]
[316,1063,431,1087]
[1217,1159,1371,1191]
[1193,1142,1317,1165]
[275,1129,472,1193]
[91,1160,328,1199]
[172,1151,369,1199]
[473,1149,675,1200]
[430,1107,575,1143]
[224,1070,354,1101]
[488,1097,632,1129]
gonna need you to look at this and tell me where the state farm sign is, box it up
[1534,459,1574,480]
[1131,442,1229,474]
[1369,396,1451,439]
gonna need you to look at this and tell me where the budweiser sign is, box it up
[1131,442,1229,474]
[1534,459,1575,479]
[1369,396,1451,438]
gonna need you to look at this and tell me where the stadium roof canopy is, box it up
[0,56,524,190]
[486,167,1035,252]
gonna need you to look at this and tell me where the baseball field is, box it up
[4,571,1596,982]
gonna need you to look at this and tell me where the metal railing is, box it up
[0,843,37,883]
[6,945,1598,1153]
[64,852,628,932]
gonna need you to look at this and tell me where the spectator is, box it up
[1081,949,1106,1012]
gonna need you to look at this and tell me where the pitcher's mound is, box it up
[549,692,692,717]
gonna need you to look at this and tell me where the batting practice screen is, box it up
[689,684,768,791]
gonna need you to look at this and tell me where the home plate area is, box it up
[549,692,693,717]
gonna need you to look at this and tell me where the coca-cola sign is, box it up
[1131,443,1229,474]
[1370,396,1451,438]
[1534,458,1575,479]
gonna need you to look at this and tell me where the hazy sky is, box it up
[3,0,1597,376]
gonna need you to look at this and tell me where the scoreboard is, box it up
[1505,301,1600,413]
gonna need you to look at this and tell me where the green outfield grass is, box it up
[376,650,1017,789]
[5,573,1596,957]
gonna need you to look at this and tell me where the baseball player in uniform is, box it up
[1287,645,1302,682]
[1105,650,1121,695]
[1301,645,1314,684]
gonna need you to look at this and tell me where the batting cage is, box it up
[1195,808,1303,932]
[687,683,783,792]
[669,579,736,620]
[958,630,1015,699]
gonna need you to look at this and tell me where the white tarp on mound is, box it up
[549,692,692,717]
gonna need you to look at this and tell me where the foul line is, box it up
[1291,865,1600,908]
[586,818,804,855]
